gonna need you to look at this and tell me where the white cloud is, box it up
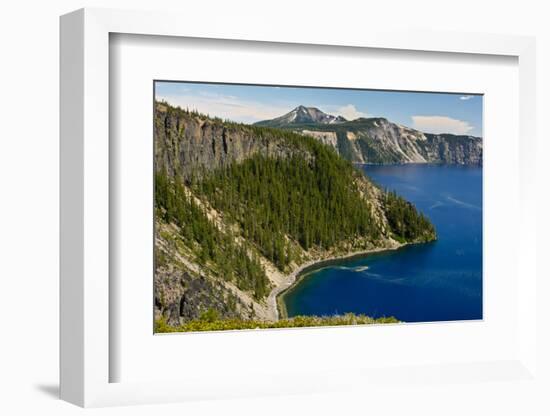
[156,93,291,124]
[323,104,369,120]
[411,115,474,135]
[459,95,474,100]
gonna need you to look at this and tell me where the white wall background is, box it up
[0,0,548,415]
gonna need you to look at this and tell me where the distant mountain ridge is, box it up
[255,106,482,165]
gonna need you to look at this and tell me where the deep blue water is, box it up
[284,164,483,323]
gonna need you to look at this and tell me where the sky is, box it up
[155,81,483,136]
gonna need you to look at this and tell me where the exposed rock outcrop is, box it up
[257,108,482,165]
[155,103,310,180]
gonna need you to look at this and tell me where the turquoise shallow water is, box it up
[283,164,483,323]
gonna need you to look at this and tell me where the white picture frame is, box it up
[60,7,538,408]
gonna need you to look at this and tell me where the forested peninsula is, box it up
[154,101,436,332]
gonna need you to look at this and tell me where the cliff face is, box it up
[297,118,482,165]
[154,264,243,325]
[422,133,483,165]
[257,109,482,165]
[155,103,310,180]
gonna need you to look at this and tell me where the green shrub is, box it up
[155,313,399,333]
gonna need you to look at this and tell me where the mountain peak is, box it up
[255,106,347,127]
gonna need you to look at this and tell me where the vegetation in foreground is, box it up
[155,312,399,333]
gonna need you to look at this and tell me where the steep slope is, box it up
[155,102,312,181]
[154,101,436,328]
[256,111,482,165]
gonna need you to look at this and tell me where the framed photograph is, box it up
[152,81,482,333]
[60,8,538,408]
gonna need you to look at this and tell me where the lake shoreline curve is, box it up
[270,242,412,320]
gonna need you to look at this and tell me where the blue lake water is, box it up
[283,164,483,323]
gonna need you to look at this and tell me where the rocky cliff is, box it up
[256,108,482,165]
[155,102,310,181]
[421,133,483,165]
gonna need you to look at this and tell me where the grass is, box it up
[155,313,399,333]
